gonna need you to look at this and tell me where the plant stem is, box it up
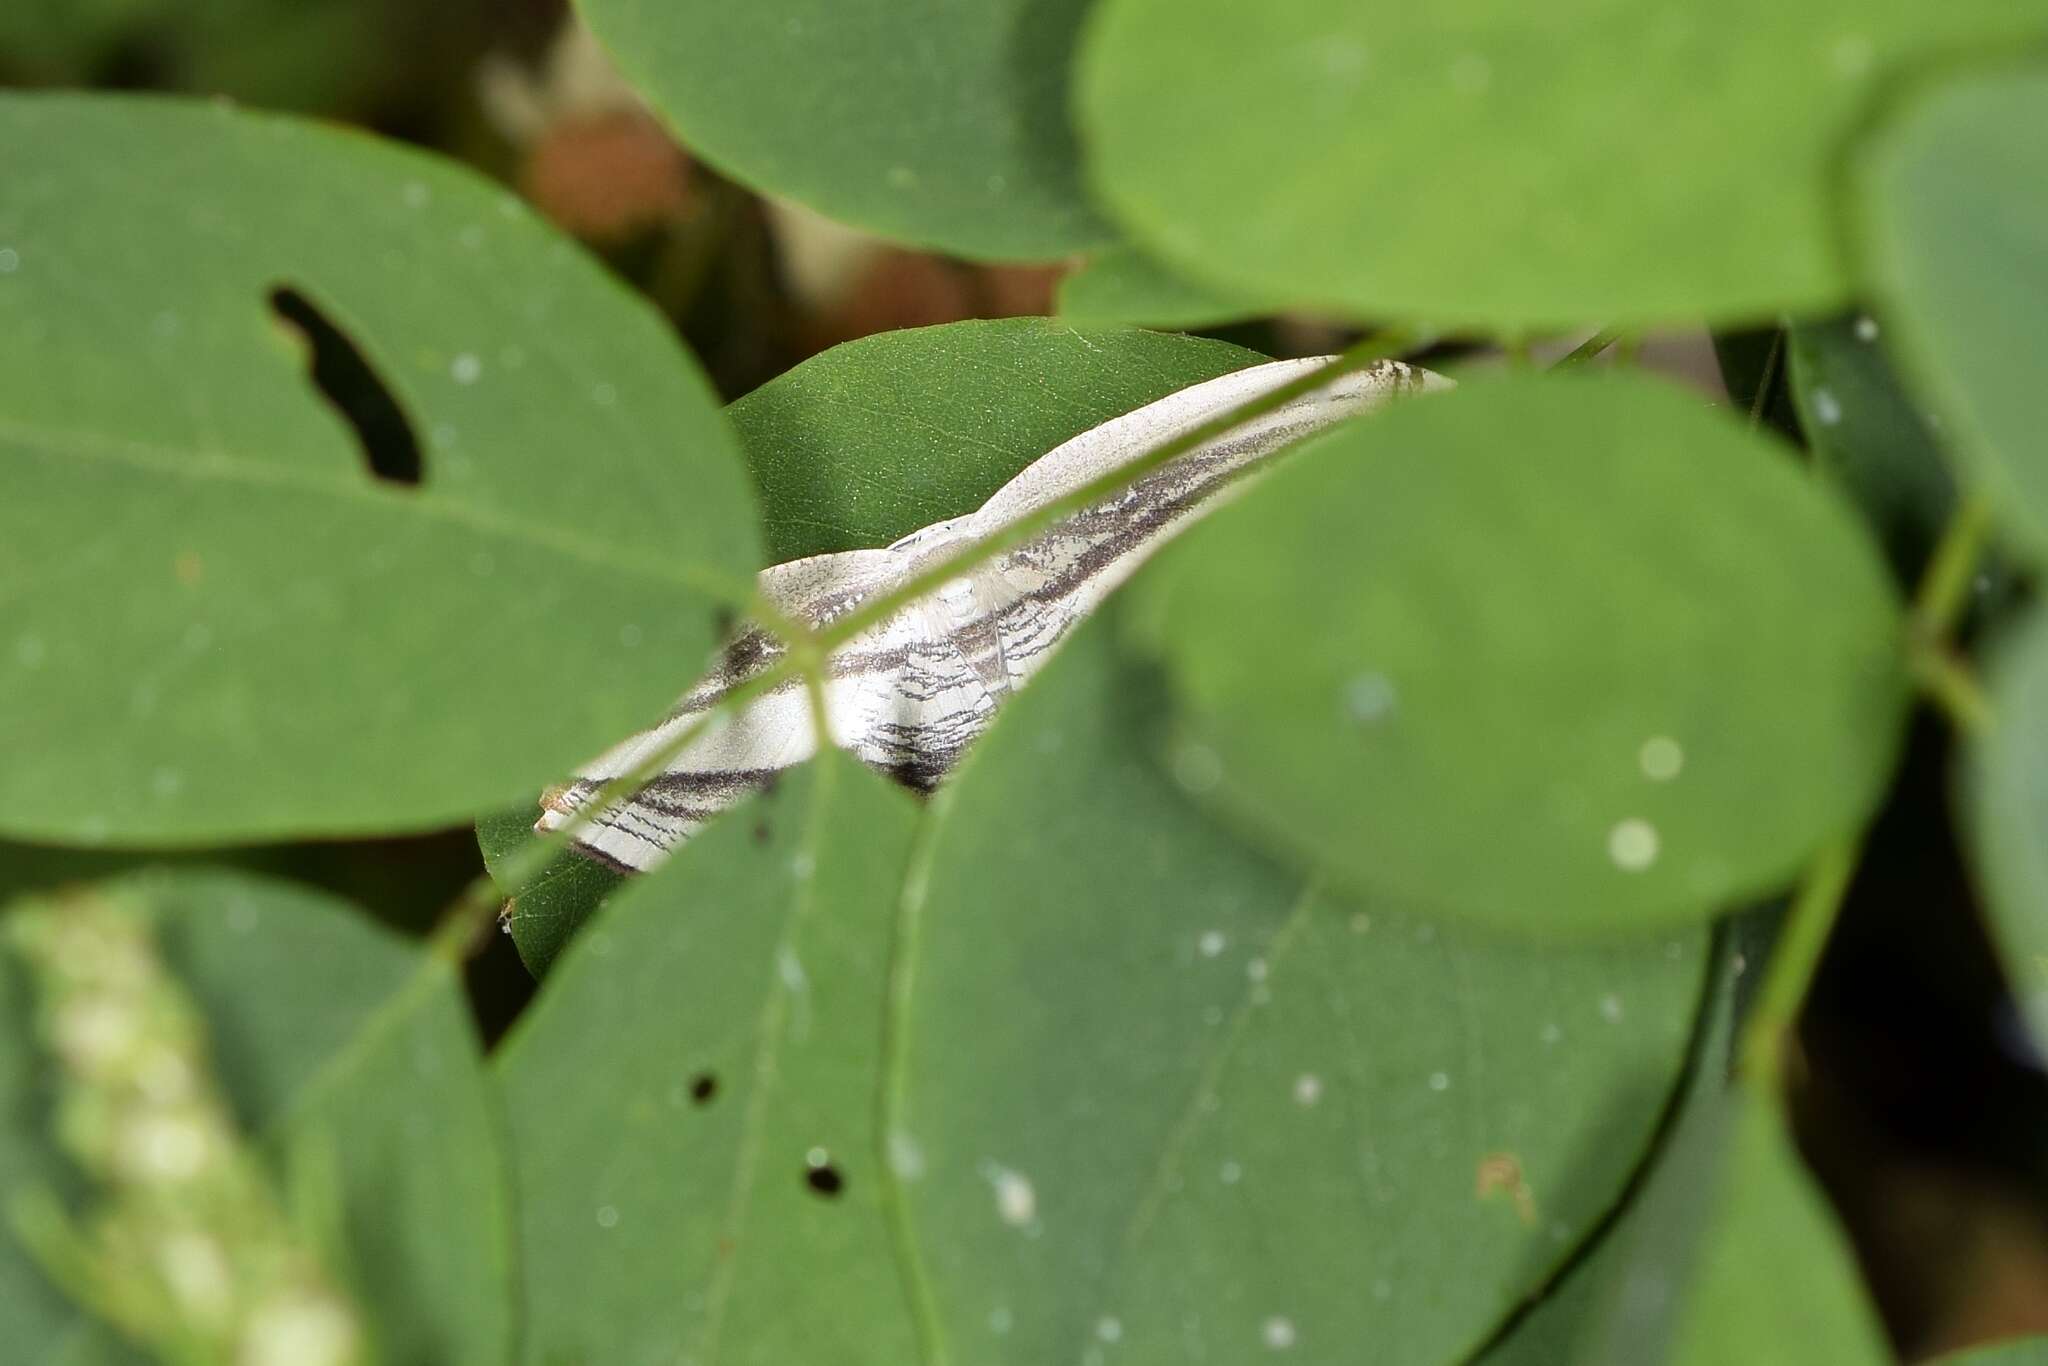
[1911,645,1995,736]
[1910,493,1992,643]
[1553,327,1621,368]
[1746,331,1782,431]
[1740,838,1859,1089]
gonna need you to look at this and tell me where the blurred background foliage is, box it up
[3,4,2046,1361]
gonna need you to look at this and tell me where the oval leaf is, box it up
[896,624,1704,1361]
[1125,371,1908,934]
[0,94,758,843]
[580,0,1116,260]
[1079,0,2048,328]
[496,753,924,1363]
[1856,67,2048,555]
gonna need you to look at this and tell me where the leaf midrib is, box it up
[0,420,748,603]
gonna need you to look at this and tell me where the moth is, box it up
[538,355,1446,872]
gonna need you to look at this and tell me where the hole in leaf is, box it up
[804,1163,845,1198]
[689,1073,718,1105]
[269,286,423,486]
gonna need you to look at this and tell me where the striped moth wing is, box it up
[538,356,1446,872]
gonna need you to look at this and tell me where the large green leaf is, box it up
[1125,371,1908,934]
[496,752,924,1364]
[577,0,1116,260]
[1078,0,2048,328]
[497,622,1707,1362]
[1856,67,2048,555]
[0,869,511,1365]
[896,624,1705,1362]
[1966,609,2048,1048]
[0,94,757,844]
[494,320,1265,972]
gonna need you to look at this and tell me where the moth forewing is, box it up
[540,355,1446,873]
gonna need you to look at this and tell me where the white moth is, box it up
[539,355,1447,872]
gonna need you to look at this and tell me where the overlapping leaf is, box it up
[1857,67,2048,555]
[1079,0,2048,328]
[577,0,1115,259]
[496,753,923,1364]
[1125,371,1908,933]
[0,94,757,843]
[895,625,1705,1362]
[498,620,1709,1362]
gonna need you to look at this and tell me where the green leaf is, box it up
[1078,0,2048,328]
[1581,1086,1888,1366]
[494,320,1267,973]
[496,752,924,1365]
[895,623,1705,1362]
[1966,609,2048,1046]
[0,93,758,844]
[1125,371,1908,934]
[0,869,511,1364]
[733,318,1264,562]
[1788,316,1957,582]
[1856,66,2048,555]
[478,805,625,977]
[578,0,1116,260]
[1056,246,1272,330]
[1479,909,1778,1366]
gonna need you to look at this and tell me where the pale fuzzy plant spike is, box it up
[6,890,367,1366]
[540,355,1450,872]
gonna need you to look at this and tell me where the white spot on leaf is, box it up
[1608,819,1660,872]
[1638,736,1684,781]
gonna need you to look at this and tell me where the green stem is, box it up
[1739,838,1859,1088]
[1911,645,1995,736]
[1746,331,1783,431]
[1553,327,1621,368]
[1910,493,1992,643]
